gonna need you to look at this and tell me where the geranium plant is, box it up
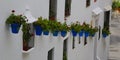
[49,20,61,36]
[6,10,26,25]
[50,20,60,32]
[33,17,43,35]
[82,22,90,32]
[60,22,70,37]
[102,27,111,38]
[41,19,51,35]
[33,17,43,26]
[70,22,82,33]
[89,27,98,37]
[5,10,26,33]
[22,23,32,51]
[60,22,69,32]
[70,21,82,36]
[82,22,91,37]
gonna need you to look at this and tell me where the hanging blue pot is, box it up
[85,31,89,38]
[61,31,67,37]
[43,31,49,35]
[11,23,21,33]
[71,30,77,37]
[34,25,42,36]
[53,31,59,36]
[102,33,108,38]
[90,34,95,37]
[79,30,84,37]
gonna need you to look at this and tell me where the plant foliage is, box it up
[6,10,26,24]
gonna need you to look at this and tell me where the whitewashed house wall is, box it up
[0,0,111,60]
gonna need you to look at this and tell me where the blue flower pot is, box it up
[102,33,108,38]
[61,31,67,37]
[53,31,59,36]
[79,30,84,37]
[43,31,49,35]
[90,34,95,37]
[34,25,42,36]
[71,30,77,37]
[85,31,89,38]
[11,23,21,33]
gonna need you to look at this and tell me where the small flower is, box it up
[68,25,70,27]
[50,17,55,21]
[26,19,28,22]
[76,21,79,23]
[19,14,22,16]
[67,26,69,29]
[31,33,35,36]
[58,22,61,24]
[64,18,67,20]
[82,22,86,26]
[11,10,15,13]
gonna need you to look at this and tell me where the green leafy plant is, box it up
[112,0,120,11]
[77,24,83,32]
[22,23,31,42]
[49,20,61,32]
[89,27,98,36]
[60,22,70,32]
[70,21,83,33]
[63,52,67,60]
[33,17,43,26]
[22,23,34,51]
[6,10,26,24]
[41,19,50,32]
[82,22,90,32]
[102,27,111,35]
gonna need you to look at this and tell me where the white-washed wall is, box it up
[26,0,49,18]
[67,34,95,60]
[0,0,26,60]
[23,34,64,60]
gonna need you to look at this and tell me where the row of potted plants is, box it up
[33,17,69,37]
[33,18,99,37]
[70,22,98,37]
[5,10,110,38]
[5,10,69,37]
